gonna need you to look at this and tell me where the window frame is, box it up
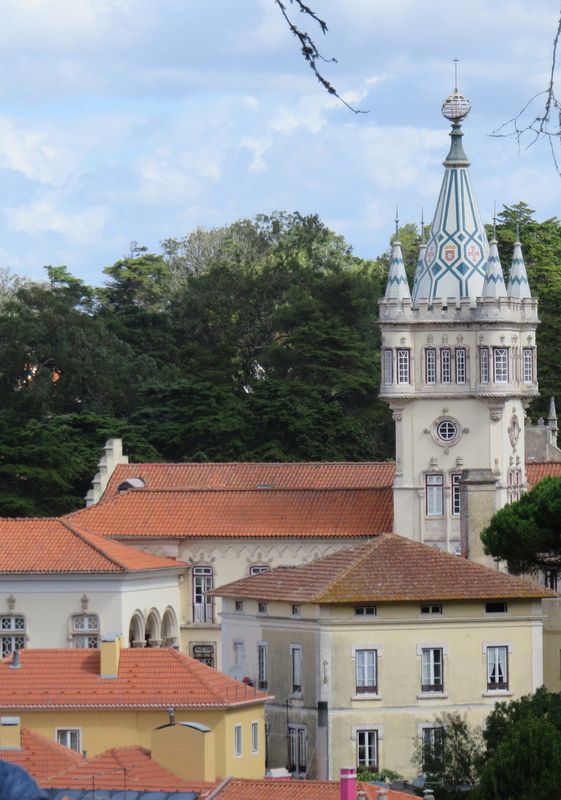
[397,348,410,385]
[355,649,378,694]
[257,641,268,690]
[425,348,437,385]
[288,723,307,775]
[440,348,452,384]
[487,645,509,691]
[451,473,461,517]
[356,729,378,772]
[522,347,534,384]
[249,565,270,576]
[233,639,245,668]
[383,349,393,385]
[56,728,81,753]
[290,644,303,694]
[234,724,242,757]
[455,347,466,384]
[192,566,214,624]
[421,647,444,693]
[0,615,26,657]
[251,721,259,754]
[425,474,444,516]
[493,347,509,383]
[422,726,444,772]
[420,604,443,616]
[479,347,489,384]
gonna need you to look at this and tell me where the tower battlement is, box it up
[379,295,539,325]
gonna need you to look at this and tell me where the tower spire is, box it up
[482,208,507,299]
[507,223,532,299]
[384,216,411,301]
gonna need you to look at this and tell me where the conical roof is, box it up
[482,237,507,298]
[384,237,411,301]
[412,89,489,305]
[507,228,532,299]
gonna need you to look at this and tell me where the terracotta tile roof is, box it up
[103,461,396,498]
[526,461,561,487]
[0,726,83,782]
[212,778,413,800]
[213,534,555,603]
[43,745,215,792]
[0,648,270,710]
[67,487,393,540]
[0,518,184,574]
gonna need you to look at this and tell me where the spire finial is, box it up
[493,201,497,240]
[516,222,520,242]
[420,209,425,245]
[395,206,399,240]
[453,58,459,92]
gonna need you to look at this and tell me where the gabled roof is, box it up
[67,487,393,540]
[0,648,271,709]
[526,461,561,487]
[43,745,215,793]
[103,461,395,498]
[211,777,414,800]
[0,726,83,782]
[213,534,554,603]
[0,519,184,574]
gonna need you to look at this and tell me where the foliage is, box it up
[356,767,402,783]
[481,476,561,572]
[476,689,561,800]
[411,712,484,800]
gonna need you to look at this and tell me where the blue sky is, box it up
[1,0,560,284]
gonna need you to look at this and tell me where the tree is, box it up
[411,712,484,800]
[481,476,561,573]
[476,688,561,800]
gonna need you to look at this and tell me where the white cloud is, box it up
[6,200,108,244]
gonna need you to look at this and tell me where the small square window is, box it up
[292,605,301,617]
[354,606,376,616]
[258,602,267,614]
[235,600,244,612]
[420,604,442,615]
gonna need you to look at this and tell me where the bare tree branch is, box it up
[492,12,561,175]
[274,0,367,114]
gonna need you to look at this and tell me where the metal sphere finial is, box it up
[441,89,471,123]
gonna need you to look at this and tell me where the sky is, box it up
[0,0,560,285]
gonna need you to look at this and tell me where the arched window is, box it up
[129,611,145,648]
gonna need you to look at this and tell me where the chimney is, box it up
[0,717,21,750]
[340,767,357,800]
[100,633,122,678]
[151,720,216,782]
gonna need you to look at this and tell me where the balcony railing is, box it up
[192,602,214,624]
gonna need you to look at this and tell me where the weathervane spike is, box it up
[453,58,459,91]
[493,201,497,239]
[516,221,520,242]
[420,208,425,245]
[395,206,399,239]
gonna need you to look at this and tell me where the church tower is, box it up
[378,87,539,554]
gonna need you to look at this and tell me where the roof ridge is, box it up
[60,520,128,572]
[98,486,392,495]
[168,649,233,704]
[313,537,384,601]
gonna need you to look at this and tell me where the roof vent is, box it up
[256,483,273,490]
[117,477,145,493]
[9,651,21,669]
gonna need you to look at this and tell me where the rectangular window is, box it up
[420,604,442,615]
[234,724,242,757]
[486,602,507,614]
[258,602,268,615]
[192,566,214,623]
[397,349,410,384]
[425,348,436,384]
[421,648,444,692]
[191,643,215,668]
[383,349,393,385]
[440,348,451,384]
[250,565,270,576]
[57,729,81,752]
[356,729,378,771]
[355,649,377,694]
[523,348,534,383]
[494,348,509,383]
[292,605,301,617]
[258,642,268,690]
[234,640,245,668]
[426,474,444,516]
[480,347,489,384]
[71,614,99,649]
[288,724,307,774]
[354,606,376,616]
[422,727,444,772]
[235,600,244,612]
[455,348,466,384]
[251,721,259,753]
[0,616,25,657]
[451,473,461,517]
[487,646,508,690]
[291,645,302,693]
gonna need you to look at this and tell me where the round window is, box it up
[436,419,458,442]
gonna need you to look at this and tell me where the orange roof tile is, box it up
[526,461,561,487]
[103,461,396,498]
[0,727,83,782]
[67,487,393,540]
[0,518,184,574]
[213,534,554,603]
[43,744,216,792]
[0,648,271,710]
[212,777,413,800]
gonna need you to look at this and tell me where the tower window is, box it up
[425,348,436,384]
[480,347,489,384]
[383,349,393,385]
[455,348,466,384]
[436,419,457,442]
[426,474,444,516]
[493,348,509,383]
[397,349,410,384]
[440,349,451,383]
[451,474,461,516]
[523,348,534,384]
